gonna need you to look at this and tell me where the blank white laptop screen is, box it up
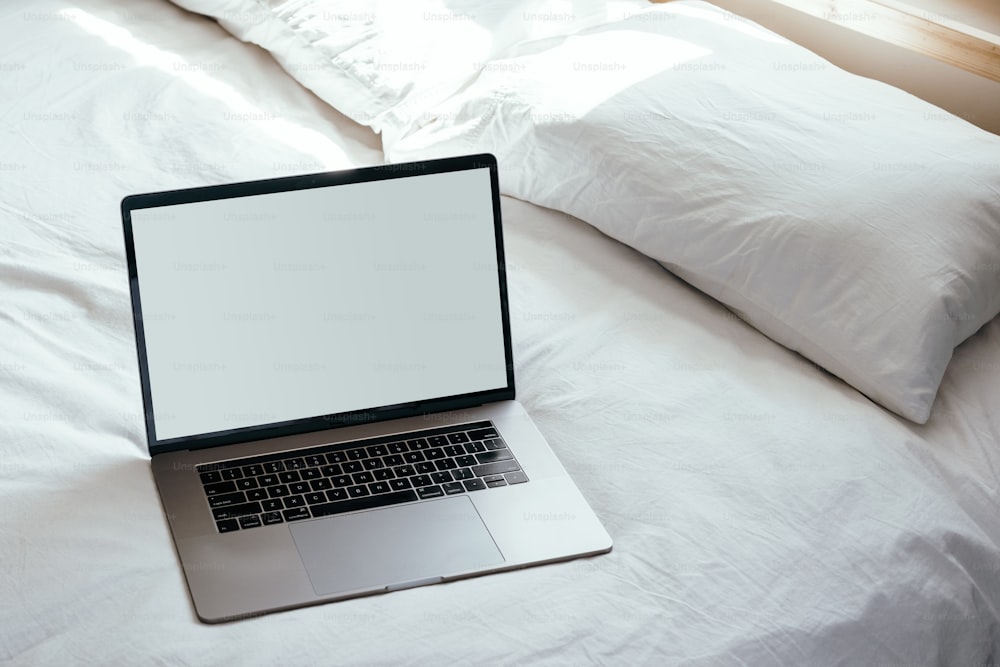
[129,167,508,441]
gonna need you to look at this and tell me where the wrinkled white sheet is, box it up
[2,0,999,664]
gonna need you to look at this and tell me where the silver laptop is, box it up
[122,153,612,623]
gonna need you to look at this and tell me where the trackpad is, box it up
[290,496,504,596]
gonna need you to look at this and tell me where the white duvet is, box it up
[2,0,999,664]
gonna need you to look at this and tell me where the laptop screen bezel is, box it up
[122,153,515,456]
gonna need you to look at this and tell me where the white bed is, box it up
[3,0,1000,664]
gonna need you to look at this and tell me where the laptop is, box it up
[122,153,612,623]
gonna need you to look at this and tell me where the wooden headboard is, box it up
[653,0,999,81]
[652,0,1000,134]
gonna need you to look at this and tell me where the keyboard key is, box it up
[447,432,470,444]
[247,488,267,501]
[343,461,363,474]
[262,499,283,512]
[221,468,243,480]
[373,468,394,481]
[235,478,258,491]
[261,512,283,525]
[388,442,408,454]
[404,452,425,464]
[362,458,383,470]
[331,475,352,488]
[347,448,367,461]
[216,519,239,533]
[484,439,506,451]
[427,436,448,447]
[326,488,349,502]
[259,474,278,487]
[464,441,486,454]
[407,438,429,450]
[417,485,444,499]
[282,507,311,522]
[286,458,306,470]
[326,451,348,464]
[305,492,327,505]
[290,482,310,495]
[369,481,390,495]
[415,462,436,474]
[264,461,285,473]
[389,478,412,491]
[455,455,476,467]
[431,471,453,484]
[304,455,325,467]
[394,465,416,478]
[467,427,499,440]
[300,468,321,480]
[453,468,473,481]
[411,474,432,488]
[311,489,418,518]
[472,460,521,478]
[444,445,465,457]
[203,481,237,496]
[462,479,487,492]
[347,485,370,498]
[425,448,445,460]
[310,478,333,491]
[442,482,465,495]
[484,475,507,488]
[434,458,457,471]
[279,471,301,484]
[268,485,290,498]
[239,515,262,529]
[384,454,404,467]
[367,444,388,457]
[352,472,374,485]
[476,450,513,465]
[242,464,264,477]
[199,470,222,484]
[207,491,247,508]
[320,464,342,477]
[283,495,305,508]
[212,502,262,521]
[504,471,529,485]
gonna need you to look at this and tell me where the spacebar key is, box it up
[310,490,418,518]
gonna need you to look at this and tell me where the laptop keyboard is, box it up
[196,421,528,533]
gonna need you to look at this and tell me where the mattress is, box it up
[2,0,999,663]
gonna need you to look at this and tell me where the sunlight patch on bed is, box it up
[665,3,789,45]
[59,9,351,169]
[534,30,711,120]
[380,0,494,54]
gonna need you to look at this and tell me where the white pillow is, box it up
[387,1,1000,423]
[169,0,649,142]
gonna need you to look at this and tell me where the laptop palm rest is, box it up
[290,496,504,596]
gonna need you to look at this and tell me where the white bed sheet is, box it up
[2,0,999,664]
